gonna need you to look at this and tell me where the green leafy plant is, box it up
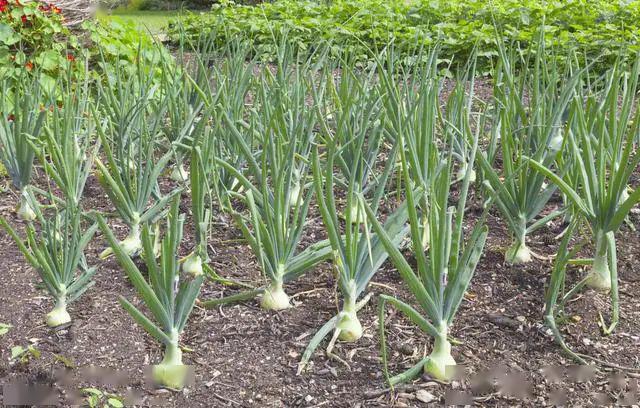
[98,197,204,390]
[35,71,98,209]
[478,40,580,264]
[94,67,181,259]
[529,58,640,334]
[0,0,78,84]
[83,18,172,81]
[365,117,487,383]
[0,74,46,220]
[172,0,640,70]
[298,140,405,372]
[202,63,332,310]
[82,387,125,408]
[0,323,11,336]
[11,344,41,364]
[1,205,98,327]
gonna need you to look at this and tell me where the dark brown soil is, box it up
[1,166,639,408]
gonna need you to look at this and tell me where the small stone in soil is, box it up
[415,389,436,403]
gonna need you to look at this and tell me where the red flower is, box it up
[21,14,27,23]
[39,3,51,11]
[7,114,15,122]
[0,0,8,12]
[66,53,75,62]
[25,61,33,71]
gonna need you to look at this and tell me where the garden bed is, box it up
[2,3,640,405]
[1,170,639,407]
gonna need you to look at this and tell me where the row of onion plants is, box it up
[1,33,639,389]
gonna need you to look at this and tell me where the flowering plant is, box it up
[0,0,79,84]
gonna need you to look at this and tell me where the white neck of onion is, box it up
[421,216,430,250]
[153,333,188,390]
[17,190,36,221]
[457,163,476,183]
[170,163,189,182]
[288,181,302,207]
[46,289,71,327]
[347,199,365,224]
[337,280,363,342]
[424,324,456,381]
[260,265,290,310]
[586,229,611,291]
[548,131,563,152]
[182,252,203,277]
[99,222,142,259]
[505,216,531,264]
[152,223,162,258]
[122,223,142,255]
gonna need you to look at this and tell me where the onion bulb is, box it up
[505,241,532,264]
[46,298,71,327]
[100,225,142,259]
[170,163,189,182]
[152,343,189,390]
[260,281,290,310]
[424,334,456,381]
[17,193,36,221]
[337,302,363,342]
[457,164,476,183]
[182,253,203,276]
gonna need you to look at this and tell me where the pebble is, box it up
[415,389,436,403]
[398,343,414,356]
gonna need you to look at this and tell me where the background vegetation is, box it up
[173,0,640,68]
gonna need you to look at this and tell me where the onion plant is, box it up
[98,197,204,390]
[446,78,478,184]
[94,97,180,259]
[94,56,161,153]
[192,40,257,212]
[315,62,383,223]
[529,59,640,332]
[542,219,591,363]
[200,174,331,310]
[298,141,407,372]
[181,122,214,277]
[202,66,332,310]
[1,204,98,327]
[477,43,581,264]
[365,119,487,383]
[35,73,98,208]
[159,60,204,183]
[0,75,46,220]
[378,50,440,249]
